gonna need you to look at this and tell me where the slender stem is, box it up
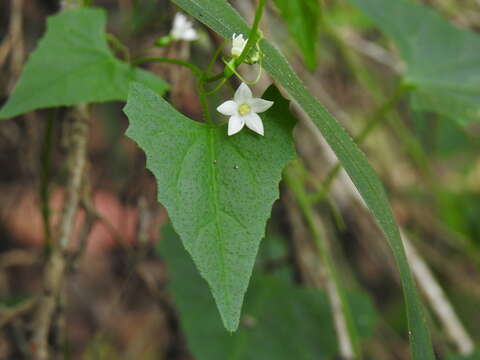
[107,33,130,63]
[205,71,225,83]
[207,41,225,75]
[309,84,411,204]
[205,78,227,96]
[132,57,202,77]
[236,0,267,66]
[206,0,267,83]
[285,163,361,359]
[357,84,410,143]
[32,105,90,360]
[133,57,215,123]
[40,109,56,245]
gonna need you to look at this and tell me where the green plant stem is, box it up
[107,33,130,63]
[285,163,362,359]
[40,109,56,245]
[326,22,434,181]
[207,41,226,75]
[132,57,202,77]
[309,84,411,204]
[132,56,213,123]
[205,0,267,83]
[205,71,225,83]
[236,0,267,66]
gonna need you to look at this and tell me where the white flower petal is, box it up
[217,100,238,116]
[181,28,197,40]
[231,33,247,57]
[249,98,274,113]
[171,13,196,41]
[244,113,264,136]
[234,83,252,103]
[173,13,186,29]
[228,115,245,136]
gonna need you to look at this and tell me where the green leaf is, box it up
[0,8,168,119]
[272,0,320,70]
[349,0,480,125]
[171,0,434,358]
[123,83,297,331]
[159,224,377,360]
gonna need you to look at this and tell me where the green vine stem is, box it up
[236,0,266,66]
[107,33,131,63]
[205,0,267,83]
[132,57,214,123]
[308,83,411,204]
[285,162,362,359]
[132,57,202,77]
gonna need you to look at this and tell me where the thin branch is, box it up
[0,35,12,68]
[0,0,24,72]
[0,297,37,329]
[8,0,25,87]
[31,105,89,360]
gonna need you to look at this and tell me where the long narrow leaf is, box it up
[172,0,435,358]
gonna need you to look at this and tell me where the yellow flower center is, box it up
[238,103,251,116]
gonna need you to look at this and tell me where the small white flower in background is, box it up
[170,13,197,41]
[217,83,274,136]
[231,33,247,57]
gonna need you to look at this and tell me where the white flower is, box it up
[170,13,197,41]
[217,83,274,136]
[231,33,247,57]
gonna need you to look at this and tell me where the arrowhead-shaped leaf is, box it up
[350,0,480,125]
[0,8,168,119]
[123,83,296,331]
[169,1,435,358]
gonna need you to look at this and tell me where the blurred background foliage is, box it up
[0,0,480,359]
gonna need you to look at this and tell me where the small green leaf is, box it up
[349,0,480,125]
[171,0,434,358]
[0,8,168,119]
[123,83,297,331]
[272,0,320,70]
[159,224,377,360]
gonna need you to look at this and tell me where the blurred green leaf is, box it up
[0,295,31,308]
[349,0,480,125]
[159,224,377,360]
[172,0,434,358]
[0,8,168,119]
[411,110,477,157]
[272,0,320,70]
[131,0,160,33]
[324,2,373,30]
[124,84,296,331]
[439,191,480,242]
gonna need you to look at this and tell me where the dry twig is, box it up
[30,105,90,360]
